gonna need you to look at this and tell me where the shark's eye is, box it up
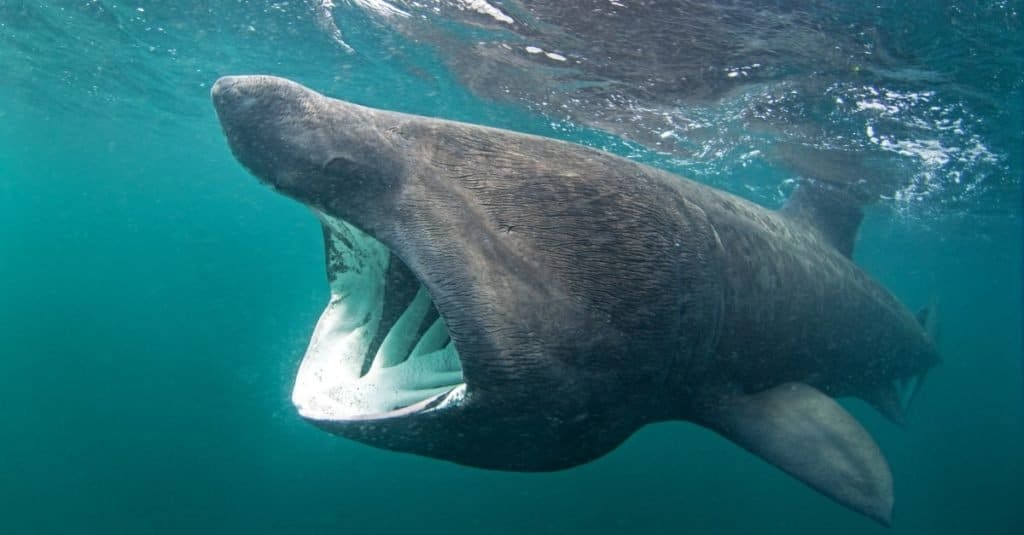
[323,155,388,189]
[323,156,363,176]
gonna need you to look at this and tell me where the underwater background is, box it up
[1,2,1021,533]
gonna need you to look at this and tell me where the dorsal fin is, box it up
[782,182,864,258]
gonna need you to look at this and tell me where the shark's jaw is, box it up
[291,211,467,423]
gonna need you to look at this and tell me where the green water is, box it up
[1,2,1021,533]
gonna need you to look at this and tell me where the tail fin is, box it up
[866,299,938,426]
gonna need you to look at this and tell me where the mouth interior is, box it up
[291,213,466,421]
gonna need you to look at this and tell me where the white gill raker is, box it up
[369,285,433,371]
[409,315,451,358]
[387,386,462,412]
[415,342,463,374]
[292,301,380,417]
[308,298,381,380]
[365,344,463,393]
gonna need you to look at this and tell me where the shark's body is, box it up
[211,75,938,525]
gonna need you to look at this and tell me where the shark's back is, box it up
[669,175,938,406]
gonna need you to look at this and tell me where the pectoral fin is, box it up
[700,382,893,526]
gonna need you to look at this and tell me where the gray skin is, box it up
[211,75,938,526]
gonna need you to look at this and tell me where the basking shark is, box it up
[211,75,938,525]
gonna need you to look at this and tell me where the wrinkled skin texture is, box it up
[211,75,938,524]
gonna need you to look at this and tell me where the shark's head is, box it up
[211,75,721,471]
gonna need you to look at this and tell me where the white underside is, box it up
[291,214,466,421]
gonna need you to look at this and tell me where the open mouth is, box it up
[291,212,467,422]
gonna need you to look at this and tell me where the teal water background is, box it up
[1,2,1022,533]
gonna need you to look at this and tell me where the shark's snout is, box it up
[209,75,239,104]
[211,75,333,199]
[210,76,261,122]
[211,75,308,143]
[211,74,407,215]
[211,75,275,109]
